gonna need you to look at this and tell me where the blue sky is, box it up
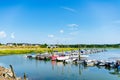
[0,0,120,44]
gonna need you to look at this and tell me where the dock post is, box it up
[24,73,27,80]
[9,65,17,80]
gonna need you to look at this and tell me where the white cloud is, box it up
[48,34,54,38]
[67,24,79,30]
[11,32,15,39]
[67,24,79,27]
[61,7,76,12]
[0,31,7,38]
[60,30,64,33]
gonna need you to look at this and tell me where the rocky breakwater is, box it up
[0,65,22,80]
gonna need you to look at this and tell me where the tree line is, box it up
[0,43,120,48]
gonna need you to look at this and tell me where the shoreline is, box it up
[0,65,22,80]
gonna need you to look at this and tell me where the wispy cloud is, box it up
[11,32,15,39]
[48,34,54,38]
[0,31,7,38]
[67,24,79,30]
[67,24,79,27]
[60,30,64,33]
[61,6,76,13]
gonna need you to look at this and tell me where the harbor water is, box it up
[0,49,120,80]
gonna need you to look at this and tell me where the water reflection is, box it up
[109,69,120,77]
[50,60,120,78]
[24,55,120,80]
[50,61,88,76]
[1,49,120,80]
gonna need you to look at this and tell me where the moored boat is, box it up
[56,55,69,61]
[50,55,58,61]
[27,54,36,58]
[70,52,89,59]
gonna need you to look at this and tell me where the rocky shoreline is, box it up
[0,65,25,80]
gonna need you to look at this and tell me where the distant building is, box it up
[32,44,40,46]
[6,43,13,46]
[47,45,58,48]
[6,43,40,47]
[21,43,33,46]
[18,43,40,46]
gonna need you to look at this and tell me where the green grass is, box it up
[0,46,78,55]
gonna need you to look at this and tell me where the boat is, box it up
[84,60,95,66]
[36,53,51,60]
[27,54,36,58]
[63,52,89,63]
[64,58,77,63]
[70,52,78,58]
[56,55,69,61]
[70,52,89,59]
[50,55,58,61]
[80,55,89,58]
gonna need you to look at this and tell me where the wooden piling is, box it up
[24,73,27,80]
[9,65,17,80]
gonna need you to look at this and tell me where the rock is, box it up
[0,66,22,80]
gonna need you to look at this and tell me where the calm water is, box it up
[0,49,120,80]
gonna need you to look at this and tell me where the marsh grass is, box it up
[0,46,78,55]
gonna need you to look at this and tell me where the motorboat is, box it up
[27,53,36,58]
[70,52,89,59]
[50,55,58,61]
[56,55,69,61]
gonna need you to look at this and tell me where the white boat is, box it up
[84,60,95,66]
[70,52,78,58]
[80,55,89,58]
[65,59,73,63]
[64,52,89,63]
[27,54,36,58]
[56,56,69,61]
[70,52,89,58]
[64,58,77,63]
